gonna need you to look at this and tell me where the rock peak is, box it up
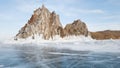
[15,5,89,40]
[15,5,63,40]
[64,19,88,37]
[42,4,45,8]
[41,4,46,10]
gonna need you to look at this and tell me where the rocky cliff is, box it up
[15,5,120,40]
[15,5,63,40]
[90,30,120,40]
[15,5,89,40]
[63,19,88,37]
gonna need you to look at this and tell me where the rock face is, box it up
[15,5,89,40]
[63,20,88,37]
[15,5,62,40]
[15,5,120,40]
[90,30,120,40]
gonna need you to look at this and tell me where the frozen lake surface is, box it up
[0,40,120,68]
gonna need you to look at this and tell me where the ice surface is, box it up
[0,36,120,68]
[1,35,120,53]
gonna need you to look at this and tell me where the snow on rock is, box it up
[4,35,93,44]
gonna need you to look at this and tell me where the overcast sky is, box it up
[0,0,120,37]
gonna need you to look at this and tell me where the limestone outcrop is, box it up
[15,5,120,40]
[15,5,89,40]
[63,20,88,37]
[15,5,62,40]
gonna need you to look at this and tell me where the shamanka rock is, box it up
[15,5,62,40]
[15,5,89,40]
[15,5,120,40]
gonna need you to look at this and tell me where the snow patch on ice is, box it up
[3,35,93,44]
[0,65,4,68]
[1,35,120,53]
[48,52,81,56]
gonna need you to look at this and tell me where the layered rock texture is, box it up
[90,30,120,40]
[15,5,120,40]
[15,5,88,40]
[15,5,63,40]
[63,20,88,37]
